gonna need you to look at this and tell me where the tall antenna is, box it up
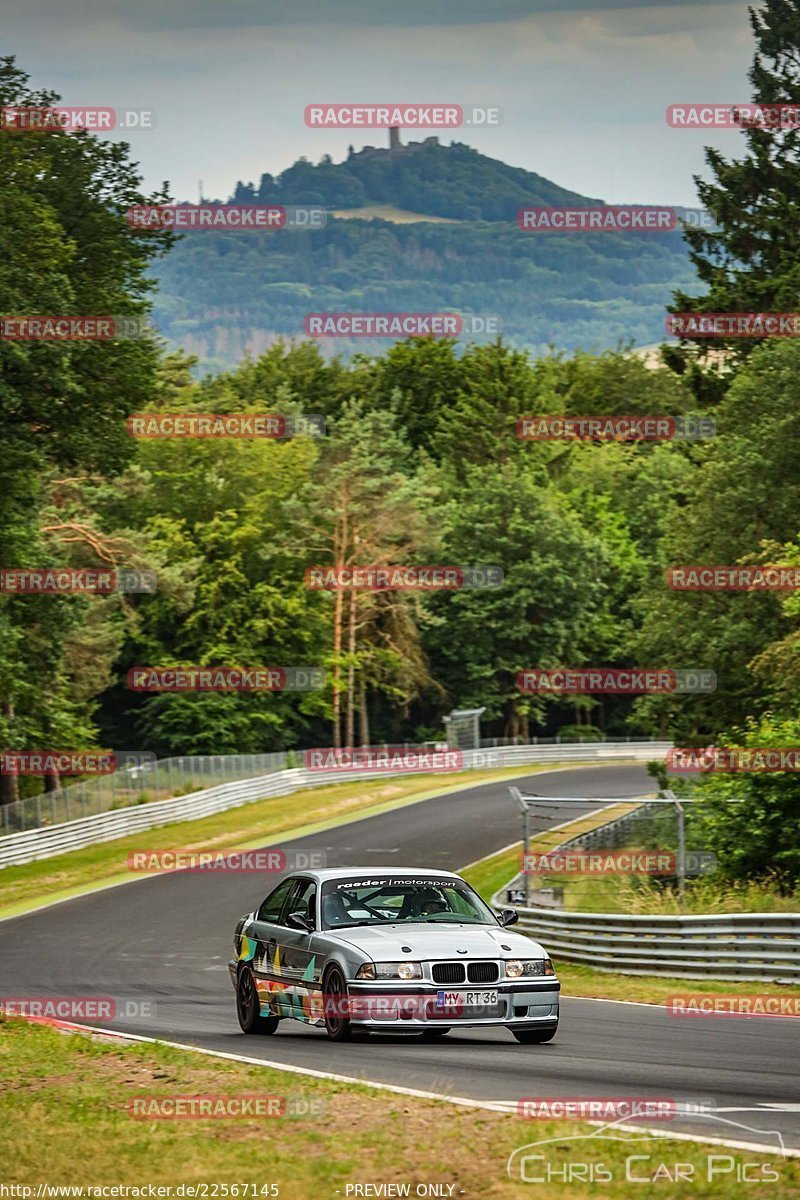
[198,179,204,203]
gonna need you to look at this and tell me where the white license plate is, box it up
[436,989,498,1008]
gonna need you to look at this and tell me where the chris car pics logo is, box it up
[507,1112,786,1185]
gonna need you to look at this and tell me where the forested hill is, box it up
[151,139,696,372]
[227,137,603,221]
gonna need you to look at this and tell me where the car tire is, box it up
[323,965,353,1042]
[512,1023,558,1044]
[420,1027,451,1039]
[236,966,279,1035]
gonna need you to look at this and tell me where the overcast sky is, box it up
[4,0,757,206]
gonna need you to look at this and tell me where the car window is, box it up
[320,877,496,929]
[257,878,295,923]
[286,878,317,929]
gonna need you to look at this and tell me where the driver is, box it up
[401,887,450,919]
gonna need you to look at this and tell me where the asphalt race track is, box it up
[1,764,798,1157]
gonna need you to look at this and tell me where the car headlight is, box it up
[355,961,422,980]
[506,958,555,977]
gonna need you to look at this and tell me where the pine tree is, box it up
[667,0,800,371]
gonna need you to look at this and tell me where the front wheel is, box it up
[512,1024,558,1044]
[237,967,279,1035]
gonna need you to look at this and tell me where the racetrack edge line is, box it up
[21,1016,800,1159]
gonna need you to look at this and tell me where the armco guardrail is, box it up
[0,751,290,835]
[491,902,800,983]
[492,803,800,983]
[0,741,670,869]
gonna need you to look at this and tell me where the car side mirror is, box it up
[287,911,313,932]
[499,907,519,927]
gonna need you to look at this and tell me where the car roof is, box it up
[286,867,463,884]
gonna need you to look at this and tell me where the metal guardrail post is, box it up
[664,789,686,909]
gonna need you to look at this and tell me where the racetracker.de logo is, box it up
[1,106,155,131]
[126,206,327,231]
[667,103,800,128]
[0,750,117,776]
[0,316,151,341]
[305,566,503,590]
[127,204,283,229]
[517,668,716,694]
[1,568,156,594]
[128,1094,324,1119]
[518,206,677,232]
[304,747,463,773]
[304,103,482,127]
[0,996,116,1020]
[667,565,800,590]
[304,313,500,338]
[127,666,325,692]
[516,1097,701,1120]
[667,746,800,772]
[521,850,716,876]
[320,991,501,1018]
[126,413,326,439]
[126,849,326,873]
[667,994,800,1018]
[667,313,800,337]
[516,415,716,441]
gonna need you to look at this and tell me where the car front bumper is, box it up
[341,979,560,1028]
[229,961,559,1028]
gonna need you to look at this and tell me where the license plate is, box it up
[436,989,498,1009]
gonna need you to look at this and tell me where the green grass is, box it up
[461,802,640,900]
[1,1018,796,1196]
[549,865,800,916]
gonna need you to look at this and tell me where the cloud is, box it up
[4,0,750,33]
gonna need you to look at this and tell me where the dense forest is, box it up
[3,0,800,890]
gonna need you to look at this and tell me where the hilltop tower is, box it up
[389,126,401,153]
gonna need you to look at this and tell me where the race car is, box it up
[229,866,559,1043]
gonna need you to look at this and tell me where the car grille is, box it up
[431,961,499,984]
[431,962,466,984]
[467,961,500,983]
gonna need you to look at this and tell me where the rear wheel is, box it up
[512,1024,558,1044]
[323,966,353,1042]
[237,967,279,1035]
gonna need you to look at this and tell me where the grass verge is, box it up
[1,1018,795,1196]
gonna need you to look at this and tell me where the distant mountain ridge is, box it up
[153,137,695,372]
[227,134,603,222]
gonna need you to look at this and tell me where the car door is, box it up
[247,877,296,1009]
[276,878,323,1022]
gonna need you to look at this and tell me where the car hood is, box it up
[326,922,548,962]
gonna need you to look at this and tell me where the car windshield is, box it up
[320,876,497,930]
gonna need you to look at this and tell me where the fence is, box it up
[492,804,800,983]
[0,752,289,836]
[0,741,671,869]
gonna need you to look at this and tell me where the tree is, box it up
[0,56,173,803]
[667,0,800,369]
[635,338,800,736]
[424,459,634,737]
[680,715,800,888]
[293,399,438,747]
